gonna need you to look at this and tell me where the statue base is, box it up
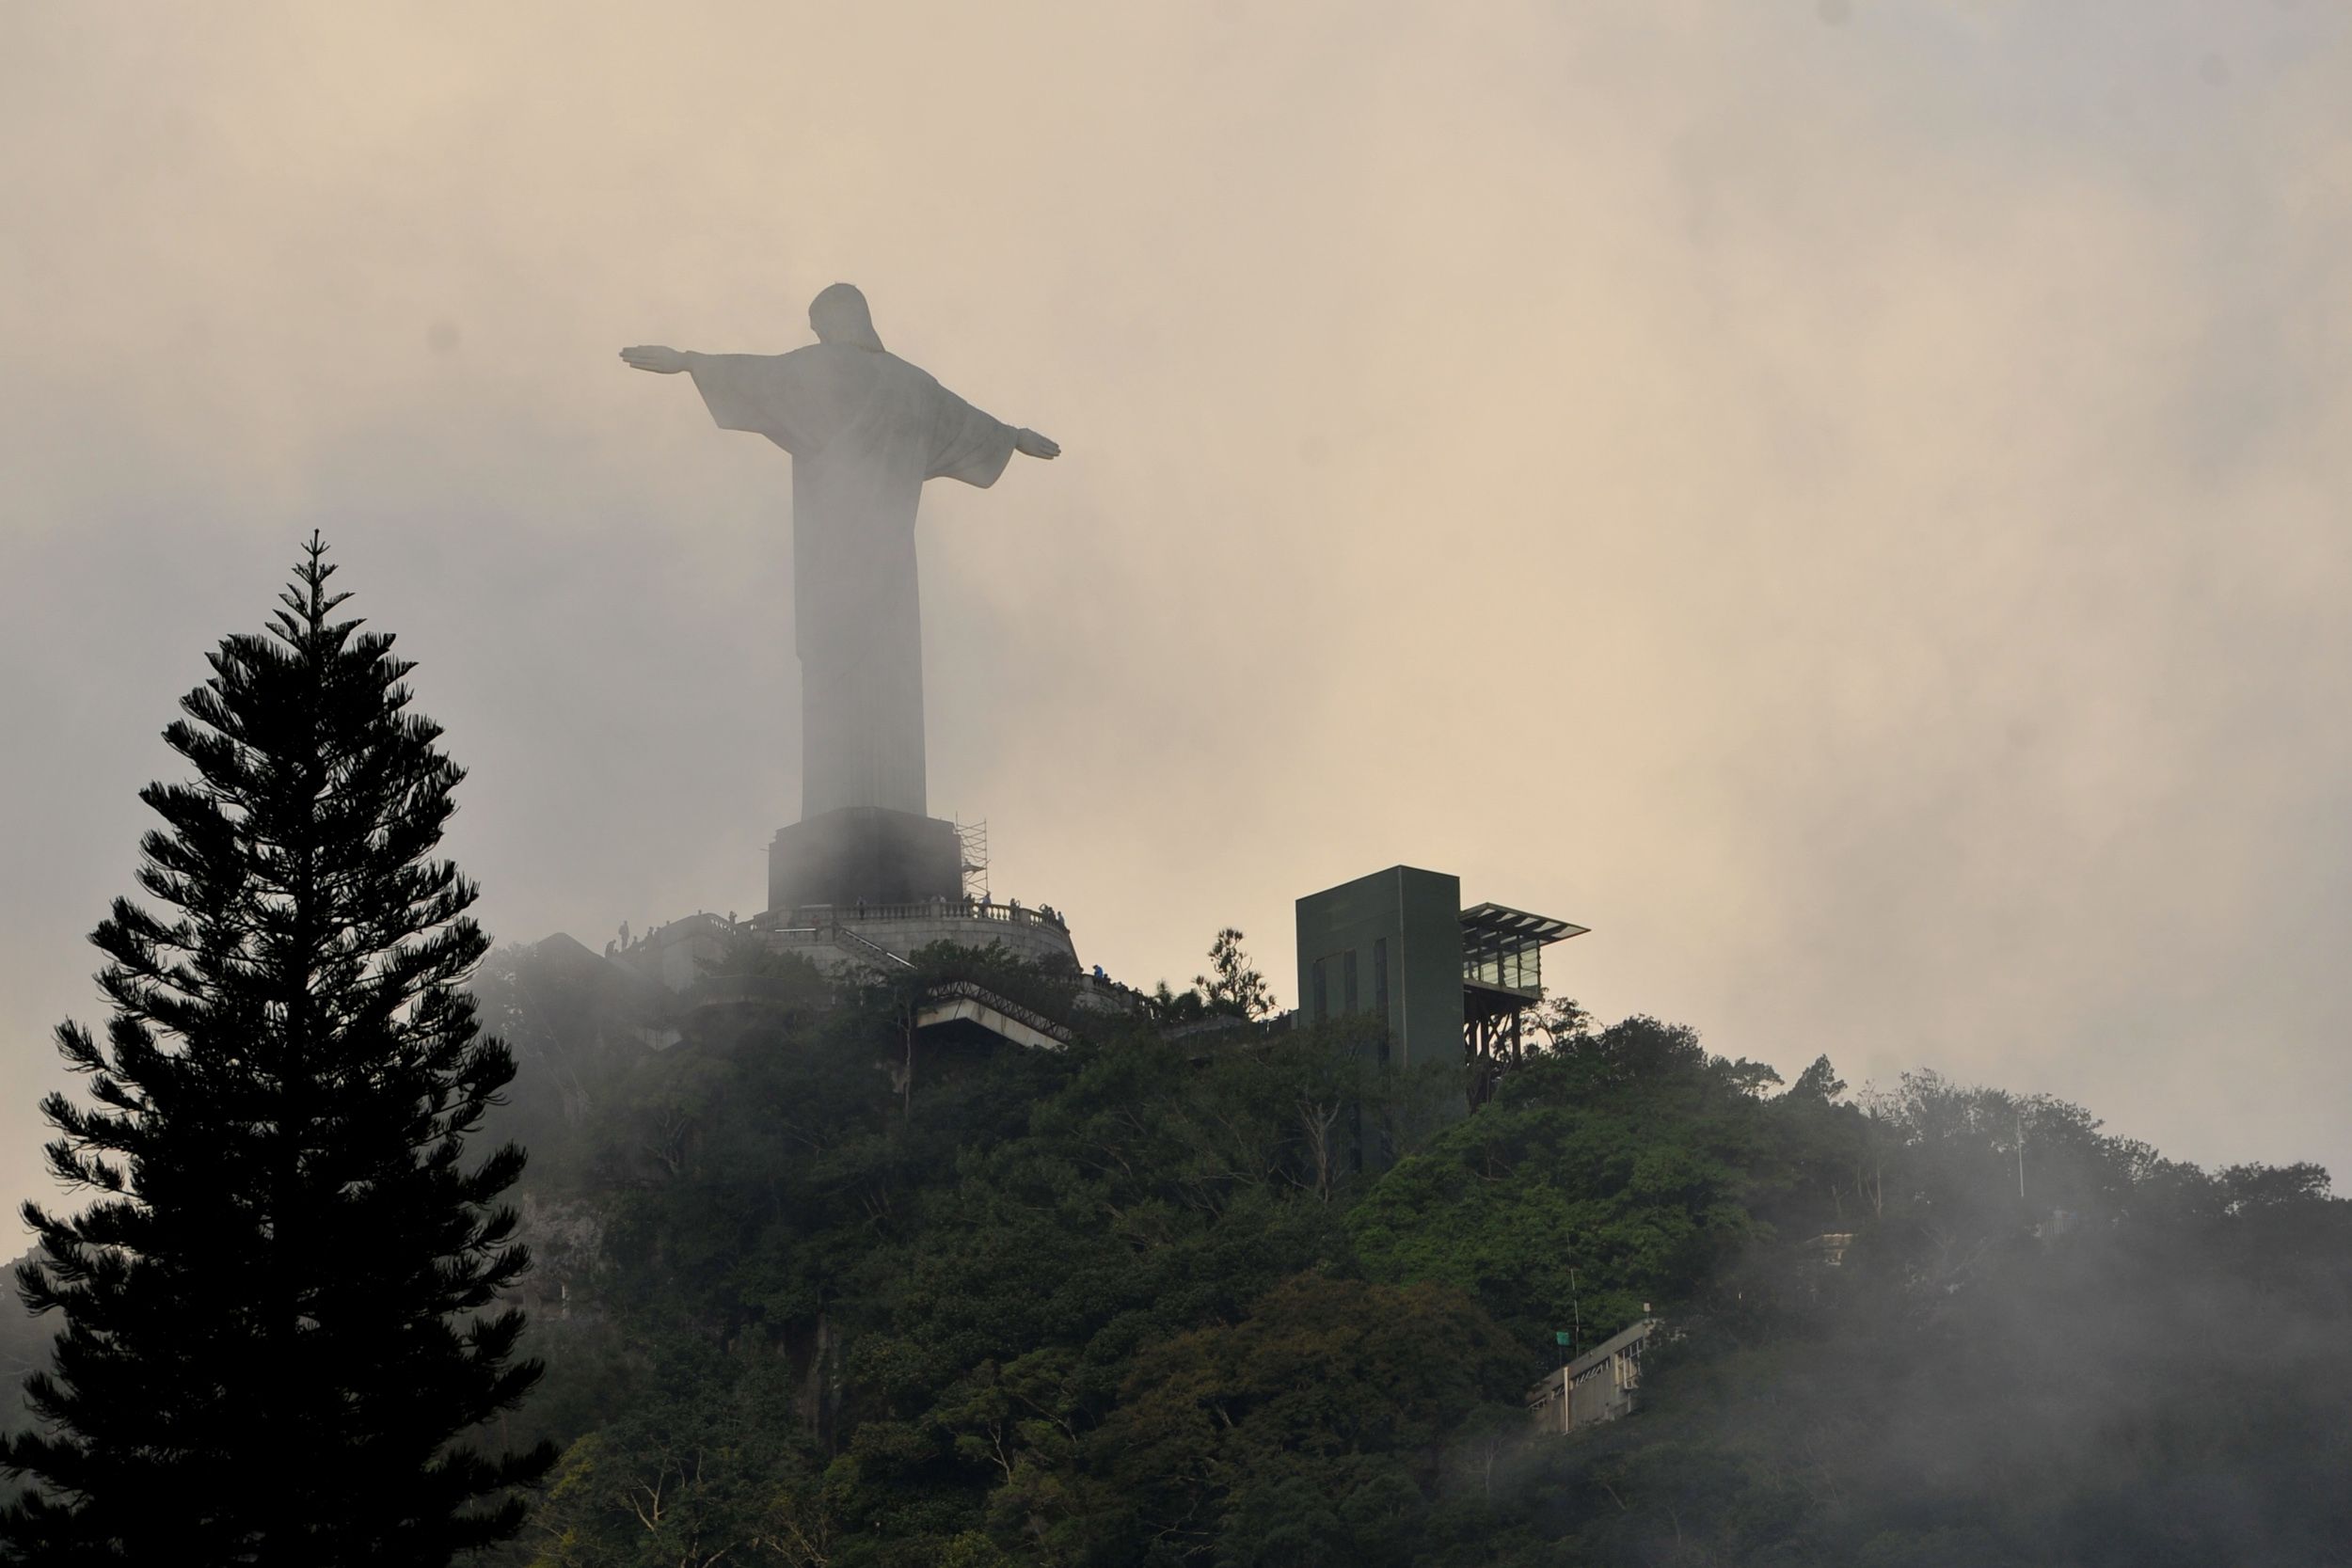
[768,807,963,914]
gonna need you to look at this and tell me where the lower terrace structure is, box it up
[607,899,1131,1053]
[1525,1317,1661,1434]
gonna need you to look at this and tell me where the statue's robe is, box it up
[687,344,1018,820]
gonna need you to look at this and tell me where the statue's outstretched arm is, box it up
[620,345,691,374]
[1015,428,1060,460]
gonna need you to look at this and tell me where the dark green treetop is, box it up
[1195,927,1274,1021]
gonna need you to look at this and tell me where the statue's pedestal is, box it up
[768,807,961,914]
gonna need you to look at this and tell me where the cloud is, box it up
[4,0,2349,1218]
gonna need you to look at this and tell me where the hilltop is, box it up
[465,933,2352,1568]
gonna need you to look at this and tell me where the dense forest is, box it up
[443,931,2352,1567]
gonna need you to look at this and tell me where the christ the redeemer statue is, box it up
[622,283,1057,910]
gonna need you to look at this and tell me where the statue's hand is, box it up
[1015,428,1060,460]
[620,345,688,374]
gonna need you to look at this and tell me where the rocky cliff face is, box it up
[508,1192,610,1324]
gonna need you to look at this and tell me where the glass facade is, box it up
[1466,942,1544,993]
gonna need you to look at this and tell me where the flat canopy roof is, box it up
[1459,902,1589,955]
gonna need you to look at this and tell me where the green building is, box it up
[1295,864,1585,1120]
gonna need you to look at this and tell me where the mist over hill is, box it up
[465,935,2352,1568]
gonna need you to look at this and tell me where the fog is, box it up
[5,0,2349,1237]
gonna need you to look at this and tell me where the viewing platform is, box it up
[608,897,1084,999]
[753,897,1080,974]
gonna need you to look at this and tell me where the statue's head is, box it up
[809,283,885,353]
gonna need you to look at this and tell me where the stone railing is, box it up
[780,898,1069,933]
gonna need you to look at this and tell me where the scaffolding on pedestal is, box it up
[954,817,990,902]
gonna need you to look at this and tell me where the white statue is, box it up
[622,284,1057,821]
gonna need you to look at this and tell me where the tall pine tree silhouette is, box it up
[1,538,553,1564]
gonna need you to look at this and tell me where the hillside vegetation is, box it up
[473,941,2351,1567]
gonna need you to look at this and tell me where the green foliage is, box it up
[524,1338,830,1568]
[1077,1274,1530,1567]
[1786,1053,1847,1101]
[1194,927,1274,1021]
[1146,927,1276,1026]
[490,960,2352,1568]
[1349,1017,1836,1347]
[2,539,550,1564]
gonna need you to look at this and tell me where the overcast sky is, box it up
[4,1,2348,1221]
